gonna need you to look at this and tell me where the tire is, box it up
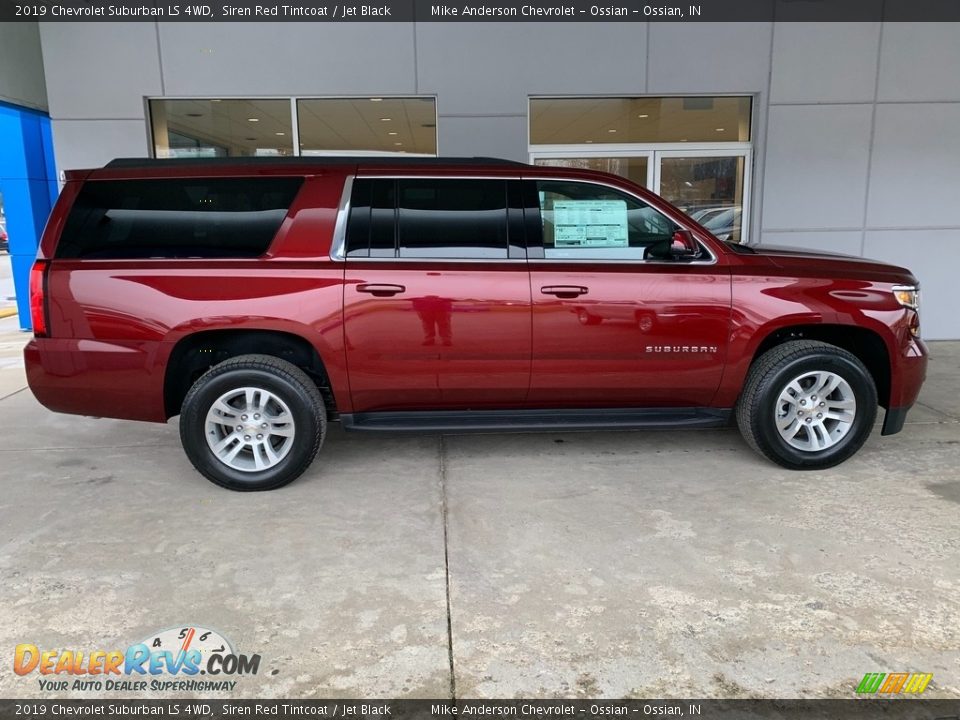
[179,354,326,491]
[736,340,877,470]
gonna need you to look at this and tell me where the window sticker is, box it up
[552,200,629,248]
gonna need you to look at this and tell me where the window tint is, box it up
[57,178,302,259]
[397,179,508,259]
[536,181,679,260]
[346,180,400,258]
[345,179,372,257]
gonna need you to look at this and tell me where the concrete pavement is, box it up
[0,326,957,699]
[0,253,18,321]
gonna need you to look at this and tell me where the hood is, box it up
[746,244,854,259]
[737,244,918,285]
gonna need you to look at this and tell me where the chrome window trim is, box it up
[361,174,520,180]
[329,174,717,266]
[334,257,525,265]
[329,175,354,262]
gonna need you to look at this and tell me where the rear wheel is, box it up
[179,354,326,491]
[736,340,877,470]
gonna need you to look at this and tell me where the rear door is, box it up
[341,176,531,412]
[525,178,732,408]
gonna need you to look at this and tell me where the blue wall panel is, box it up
[0,100,56,330]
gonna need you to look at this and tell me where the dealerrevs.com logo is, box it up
[14,626,261,692]
[856,672,933,695]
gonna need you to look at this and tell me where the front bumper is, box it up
[882,337,928,436]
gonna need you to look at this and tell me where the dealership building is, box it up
[0,20,957,338]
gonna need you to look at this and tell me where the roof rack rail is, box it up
[104,156,528,169]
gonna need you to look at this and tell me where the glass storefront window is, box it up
[150,99,294,158]
[530,96,751,145]
[530,96,752,242]
[149,97,438,159]
[533,156,649,188]
[297,97,437,156]
[659,155,746,243]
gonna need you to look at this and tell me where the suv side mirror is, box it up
[669,230,701,260]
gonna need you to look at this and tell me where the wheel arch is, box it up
[747,324,891,410]
[163,329,338,420]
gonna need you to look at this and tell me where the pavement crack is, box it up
[0,386,28,403]
[916,400,960,422]
[439,435,456,701]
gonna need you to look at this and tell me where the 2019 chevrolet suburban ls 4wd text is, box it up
[24,157,927,490]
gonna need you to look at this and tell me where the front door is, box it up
[342,177,531,412]
[525,178,731,408]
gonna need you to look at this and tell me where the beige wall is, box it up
[0,22,47,111]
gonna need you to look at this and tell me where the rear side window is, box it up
[345,178,510,259]
[345,179,396,258]
[57,177,303,259]
[397,179,507,259]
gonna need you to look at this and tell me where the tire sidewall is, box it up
[181,367,320,491]
[754,352,876,469]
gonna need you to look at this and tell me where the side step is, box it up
[340,407,731,433]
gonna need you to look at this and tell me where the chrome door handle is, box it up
[540,285,588,299]
[357,283,406,297]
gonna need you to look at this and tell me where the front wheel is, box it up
[179,354,326,491]
[736,340,877,470]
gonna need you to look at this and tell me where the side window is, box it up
[536,180,679,260]
[346,179,396,258]
[57,177,303,259]
[397,179,508,259]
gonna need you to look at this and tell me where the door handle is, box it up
[357,283,406,297]
[540,285,588,299]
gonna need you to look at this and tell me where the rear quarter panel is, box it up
[28,173,351,422]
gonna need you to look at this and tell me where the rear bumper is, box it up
[25,338,167,423]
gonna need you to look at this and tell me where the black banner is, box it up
[3,0,960,22]
[1,699,960,719]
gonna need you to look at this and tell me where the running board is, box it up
[340,408,731,433]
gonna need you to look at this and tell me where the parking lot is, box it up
[0,310,957,699]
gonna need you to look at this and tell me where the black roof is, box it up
[105,156,528,169]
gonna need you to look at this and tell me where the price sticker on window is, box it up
[552,200,629,248]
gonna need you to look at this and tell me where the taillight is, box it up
[29,260,49,337]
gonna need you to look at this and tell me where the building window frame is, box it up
[146,95,439,159]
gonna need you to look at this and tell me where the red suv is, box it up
[25,157,927,490]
